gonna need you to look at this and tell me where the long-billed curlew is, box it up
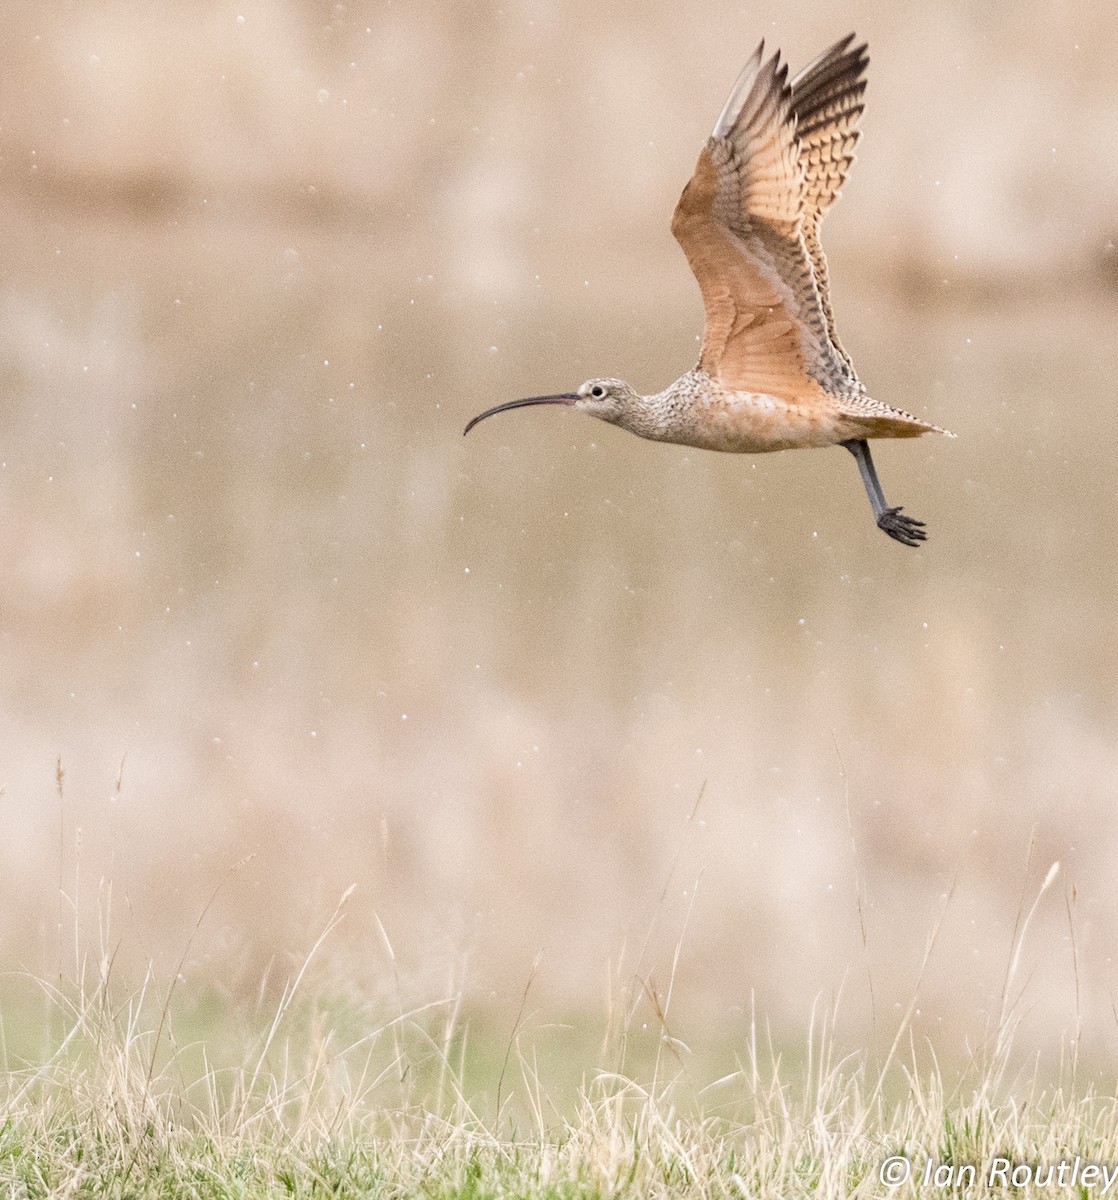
[465,34,952,546]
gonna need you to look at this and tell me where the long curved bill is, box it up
[464,392,579,436]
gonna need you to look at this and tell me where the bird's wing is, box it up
[790,34,868,373]
[671,38,860,401]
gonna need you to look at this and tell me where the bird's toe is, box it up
[877,506,927,548]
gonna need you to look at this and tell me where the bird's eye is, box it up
[590,385,605,398]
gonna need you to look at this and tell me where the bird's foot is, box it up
[877,506,926,547]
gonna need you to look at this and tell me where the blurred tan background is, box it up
[1,0,1116,1073]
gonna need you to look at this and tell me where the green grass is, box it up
[3,960,1117,1199]
[1,866,1112,1197]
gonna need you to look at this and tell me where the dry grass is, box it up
[2,869,1114,1199]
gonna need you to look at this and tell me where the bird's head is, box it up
[464,378,640,435]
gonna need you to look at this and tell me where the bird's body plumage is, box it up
[465,33,951,546]
[593,370,894,454]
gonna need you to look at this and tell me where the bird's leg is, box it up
[840,439,926,547]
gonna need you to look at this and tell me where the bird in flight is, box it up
[465,34,951,546]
